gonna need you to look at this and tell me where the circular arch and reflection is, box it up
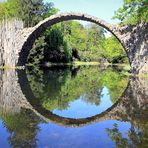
[17,67,130,127]
[18,12,129,66]
[17,13,130,127]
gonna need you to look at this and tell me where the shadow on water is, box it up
[0,66,147,147]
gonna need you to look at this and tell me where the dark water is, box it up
[0,66,147,148]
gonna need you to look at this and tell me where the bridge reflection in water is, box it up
[0,67,147,147]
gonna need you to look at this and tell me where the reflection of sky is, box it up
[0,120,11,148]
[37,120,131,148]
[0,116,136,147]
[52,86,113,118]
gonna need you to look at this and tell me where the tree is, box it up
[44,25,70,63]
[0,0,19,19]
[83,24,106,61]
[0,0,58,27]
[16,0,58,27]
[113,0,148,24]
[28,36,46,65]
[60,21,106,62]
[102,36,128,63]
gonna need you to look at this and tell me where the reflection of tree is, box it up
[0,109,42,148]
[71,66,80,78]
[26,66,129,111]
[27,66,70,110]
[27,66,103,110]
[82,89,102,106]
[106,122,148,148]
[100,69,129,103]
[57,66,103,107]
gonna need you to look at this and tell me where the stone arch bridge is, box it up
[0,13,148,74]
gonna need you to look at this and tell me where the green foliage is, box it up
[0,0,18,19]
[16,0,58,27]
[113,0,148,24]
[60,21,87,59]
[0,0,58,27]
[28,36,46,65]
[102,36,129,63]
[61,22,106,62]
[44,25,71,62]
[28,24,71,65]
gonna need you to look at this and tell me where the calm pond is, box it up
[0,65,147,148]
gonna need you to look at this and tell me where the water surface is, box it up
[0,66,147,148]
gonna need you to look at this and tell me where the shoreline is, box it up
[0,62,147,78]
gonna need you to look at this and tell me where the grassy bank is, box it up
[27,61,100,67]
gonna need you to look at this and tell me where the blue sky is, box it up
[44,0,123,24]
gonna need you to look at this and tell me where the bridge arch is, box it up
[18,12,127,66]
